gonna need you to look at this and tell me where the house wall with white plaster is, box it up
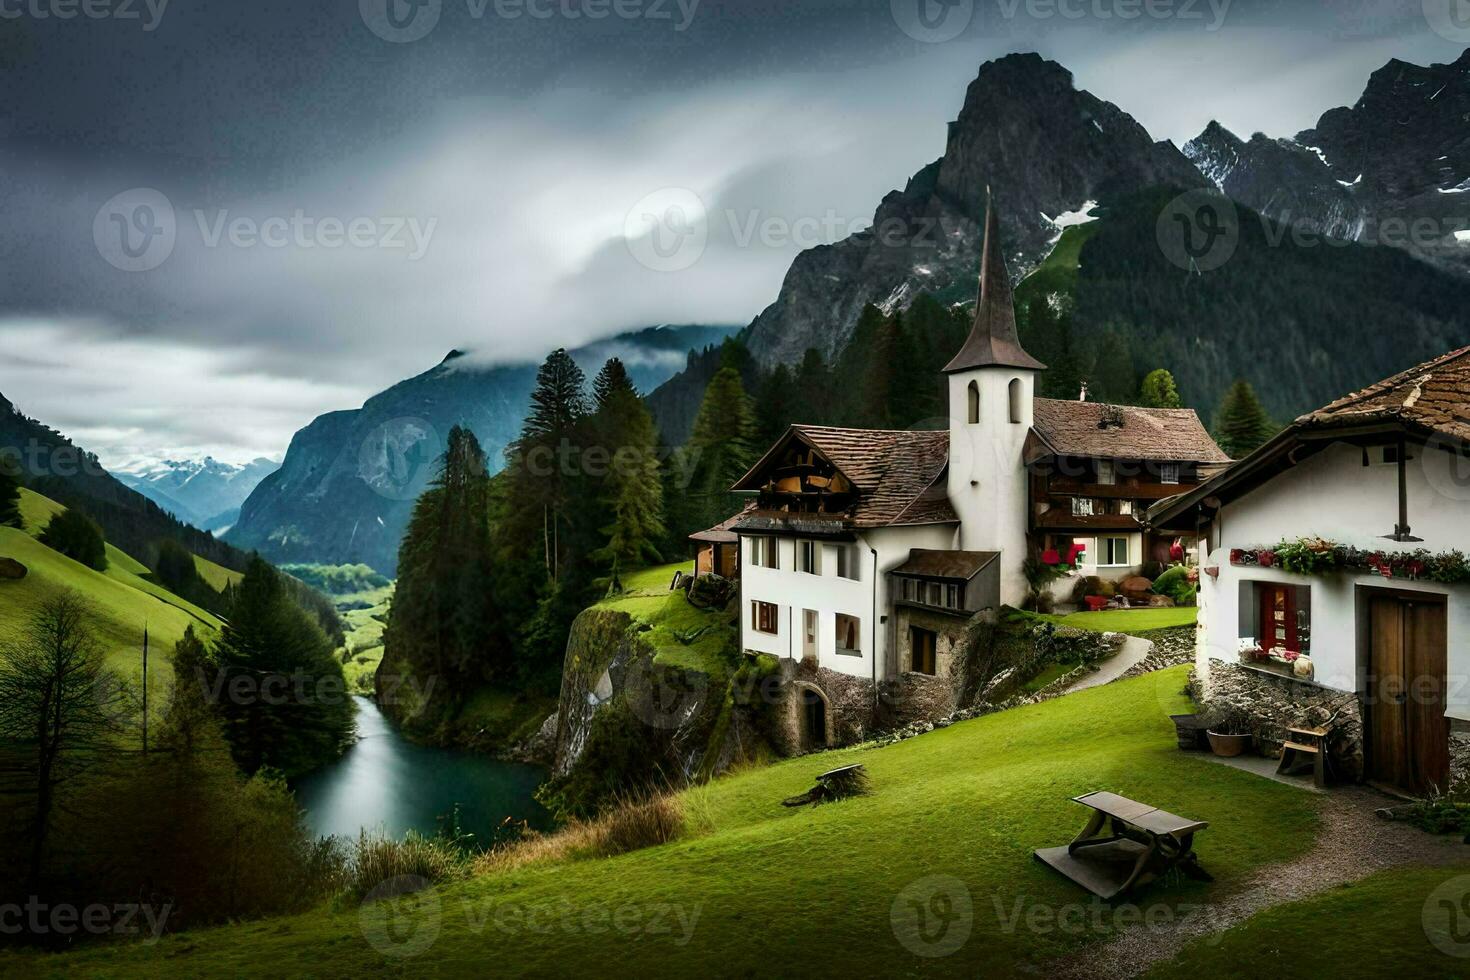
[1195,441,1470,719]
[739,523,957,681]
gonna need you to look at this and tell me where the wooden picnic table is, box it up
[1034,791,1212,899]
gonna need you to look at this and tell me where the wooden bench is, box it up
[1034,791,1212,899]
[1276,725,1331,788]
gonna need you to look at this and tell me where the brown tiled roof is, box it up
[1300,346,1470,444]
[689,503,755,544]
[1031,399,1230,463]
[789,425,958,528]
[891,549,999,580]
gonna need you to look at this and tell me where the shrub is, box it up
[341,831,470,903]
[1152,565,1196,606]
[475,792,683,875]
[1070,576,1116,603]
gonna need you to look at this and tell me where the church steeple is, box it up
[943,190,1046,373]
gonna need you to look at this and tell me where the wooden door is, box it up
[911,628,937,675]
[1259,584,1299,652]
[1368,595,1449,795]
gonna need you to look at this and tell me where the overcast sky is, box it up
[0,0,1461,468]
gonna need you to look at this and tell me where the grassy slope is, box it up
[597,561,735,676]
[1147,866,1470,978]
[1,490,222,673]
[192,554,243,592]
[34,666,1324,977]
[1037,607,1198,633]
[338,583,393,693]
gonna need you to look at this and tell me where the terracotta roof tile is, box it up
[790,425,958,527]
[1031,399,1230,463]
[1302,346,1470,444]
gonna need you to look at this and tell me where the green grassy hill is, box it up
[0,489,224,673]
[20,665,1379,977]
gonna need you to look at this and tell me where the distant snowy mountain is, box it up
[115,456,278,531]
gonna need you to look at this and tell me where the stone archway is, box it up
[793,682,831,752]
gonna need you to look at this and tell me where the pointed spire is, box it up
[943,189,1046,373]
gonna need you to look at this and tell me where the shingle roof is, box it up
[1031,399,1230,463]
[729,511,858,540]
[689,503,755,543]
[891,549,999,580]
[1300,346,1470,444]
[789,425,958,527]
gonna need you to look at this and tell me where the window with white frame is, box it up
[1096,460,1116,485]
[835,614,861,655]
[1159,462,1180,485]
[1072,497,1095,517]
[1099,536,1130,567]
[946,583,960,609]
[749,536,778,569]
[1118,500,1134,516]
[798,539,822,575]
[835,545,859,580]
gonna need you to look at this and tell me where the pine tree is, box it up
[0,455,20,529]
[794,348,832,425]
[506,348,590,581]
[38,507,108,571]
[684,365,756,532]
[589,362,665,581]
[1088,328,1138,404]
[384,426,504,690]
[1139,368,1183,409]
[592,357,635,412]
[211,556,354,777]
[1214,380,1276,458]
[755,363,799,448]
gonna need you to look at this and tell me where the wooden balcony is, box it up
[1043,477,1192,501]
[1033,509,1144,531]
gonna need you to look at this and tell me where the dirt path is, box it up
[1045,783,1469,978]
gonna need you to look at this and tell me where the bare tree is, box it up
[0,591,128,888]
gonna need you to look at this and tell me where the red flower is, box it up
[1257,550,1275,568]
[1041,549,1061,566]
[1230,549,1244,565]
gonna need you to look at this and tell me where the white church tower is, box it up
[944,191,1046,608]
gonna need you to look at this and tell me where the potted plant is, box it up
[1205,710,1254,757]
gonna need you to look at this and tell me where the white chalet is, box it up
[698,196,1227,729]
[1151,348,1470,796]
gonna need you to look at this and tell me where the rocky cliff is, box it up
[1186,49,1470,278]
[740,52,1206,368]
[228,324,736,573]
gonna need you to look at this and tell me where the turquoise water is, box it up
[294,696,551,844]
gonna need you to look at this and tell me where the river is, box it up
[293,696,552,844]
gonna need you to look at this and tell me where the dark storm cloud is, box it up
[0,0,1460,463]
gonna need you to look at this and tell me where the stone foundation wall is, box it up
[769,659,880,754]
[1193,660,1365,780]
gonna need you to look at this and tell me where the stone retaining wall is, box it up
[1192,660,1364,781]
